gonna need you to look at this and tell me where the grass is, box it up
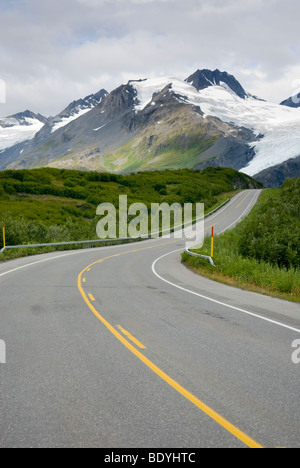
[182,186,300,302]
[0,166,261,261]
[104,135,219,173]
[182,247,300,302]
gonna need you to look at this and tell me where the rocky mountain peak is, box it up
[185,69,248,99]
[1,110,48,127]
[56,89,108,120]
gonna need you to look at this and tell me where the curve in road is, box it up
[1,189,299,448]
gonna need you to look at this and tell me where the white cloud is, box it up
[0,0,299,117]
[0,79,6,104]
[248,65,300,103]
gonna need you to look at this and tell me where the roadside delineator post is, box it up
[211,226,214,259]
[2,223,5,249]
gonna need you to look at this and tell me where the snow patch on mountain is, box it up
[50,89,108,133]
[132,77,172,111]
[51,107,92,133]
[196,85,300,175]
[0,117,44,151]
[131,76,203,112]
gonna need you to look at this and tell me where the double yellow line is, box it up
[77,239,263,448]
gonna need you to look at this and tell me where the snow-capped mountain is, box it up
[0,89,108,156]
[0,88,109,170]
[186,79,300,177]
[0,70,299,186]
[128,73,300,177]
[49,89,108,133]
[0,110,47,151]
[186,69,250,99]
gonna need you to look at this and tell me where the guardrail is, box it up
[0,237,137,255]
[185,248,215,266]
[0,198,230,256]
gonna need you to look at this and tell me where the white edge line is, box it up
[152,189,300,336]
[0,250,88,278]
[217,190,261,235]
[151,250,300,334]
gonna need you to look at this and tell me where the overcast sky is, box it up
[0,0,299,118]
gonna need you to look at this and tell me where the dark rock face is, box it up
[102,84,136,120]
[280,94,300,108]
[191,118,257,171]
[254,156,300,187]
[195,136,256,171]
[186,69,248,99]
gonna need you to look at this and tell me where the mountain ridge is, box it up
[0,110,48,127]
[0,69,300,187]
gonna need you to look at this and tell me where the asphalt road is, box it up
[0,189,299,448]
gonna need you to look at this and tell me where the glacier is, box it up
[0,117,44,151]
[131,77,300,176]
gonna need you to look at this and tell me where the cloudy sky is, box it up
[0,0,299,117]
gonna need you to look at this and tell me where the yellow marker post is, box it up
[2,223,5,248]
[211,226,214,259]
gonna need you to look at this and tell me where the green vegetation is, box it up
[0,166,261,259]
[182,178,300,302]
[104,135,219,173]
[102,107,222,173]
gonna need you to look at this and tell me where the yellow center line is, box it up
[77,237,264,449]
[88,293,96,302]
[236,194,249,209]
[117,325,146,350]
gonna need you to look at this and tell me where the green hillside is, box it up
[0,167,261,257]
[102,107,220,173]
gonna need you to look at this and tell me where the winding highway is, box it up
[0,189,299,448]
